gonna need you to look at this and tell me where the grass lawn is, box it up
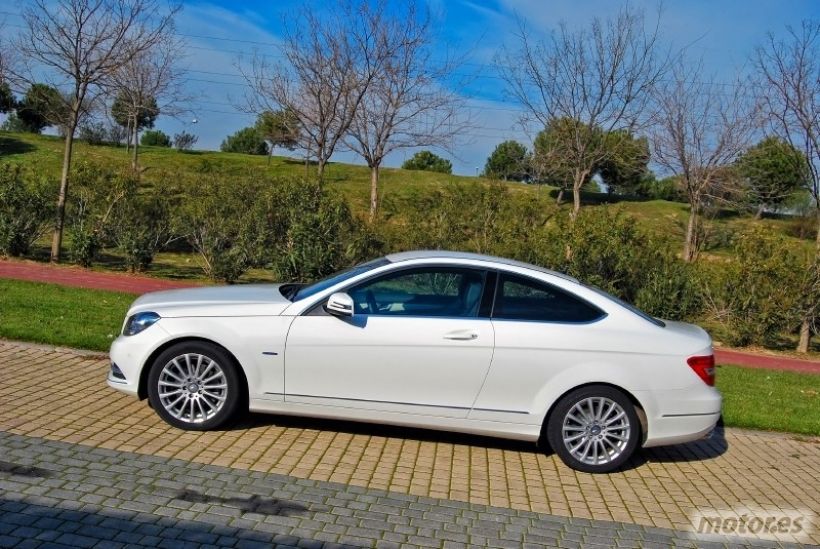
[1,278,817,435]
[0,279,132,352]
[717,365,819,436]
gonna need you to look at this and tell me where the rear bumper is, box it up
[642,412,721,447]
[636,385,722,447]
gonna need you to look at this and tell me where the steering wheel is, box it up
[366,289,379,314]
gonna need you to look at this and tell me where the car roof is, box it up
[384,250,579,283]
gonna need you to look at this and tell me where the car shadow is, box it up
[621,421,729,472]
[229,411,537,453]
[227,411,729,469]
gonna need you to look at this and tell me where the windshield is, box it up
[293,257,391,302]
[586,285,666,327]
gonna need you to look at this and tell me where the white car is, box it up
[108,250,721,473]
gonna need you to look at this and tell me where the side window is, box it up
[349,267,486,318]
[493,273,605,323]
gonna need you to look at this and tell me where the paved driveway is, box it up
[1,340,818,547]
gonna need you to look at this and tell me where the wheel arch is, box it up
[537,382,648,448]
[138,337,249,407]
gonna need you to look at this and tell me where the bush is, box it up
[173,131,198,151]
[67,163,137,267]
[401,150,452,174]
[110,192,174,272]
[701,229,805,346]
[140,130,171,147]
[220,127,268,155]
[0,164,54,257]
[78,122,109,145]
[107,124,129,146]
[176,177,270,283]
[267,180,370,282]
[634,259,702,321]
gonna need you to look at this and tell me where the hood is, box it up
[128,284,293,317]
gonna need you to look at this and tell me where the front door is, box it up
[284,266,494,418]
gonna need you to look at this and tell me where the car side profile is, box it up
[108,250,721,473]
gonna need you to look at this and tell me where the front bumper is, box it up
[107,323,171,398]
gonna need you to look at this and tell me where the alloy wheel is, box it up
[156,353,228,424]
[561,396,631,467]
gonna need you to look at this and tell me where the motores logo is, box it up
[690,506,813,543]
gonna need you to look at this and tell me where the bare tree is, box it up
[754,20,820,352]
[651,59,759,262]
[109,33,187,173]
[344,1,467,221]
[241,0,385,181]
[0,20,12,84]
[15,0,179,262]
[497,6,667,218]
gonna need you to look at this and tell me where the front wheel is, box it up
[147,342,243,431]
[546,385,640,473]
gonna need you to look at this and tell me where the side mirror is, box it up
[326,292,354,317]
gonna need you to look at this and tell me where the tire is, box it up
[546,385,641,473]
[147,341,243,431]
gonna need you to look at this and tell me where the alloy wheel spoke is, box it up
[201,372,224,384]
[202,390,227,402]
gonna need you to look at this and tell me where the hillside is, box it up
[0,130,811,261]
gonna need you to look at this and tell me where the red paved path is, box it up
[714,348,820,374]
[2,258,819,374]
[0,258,198,294]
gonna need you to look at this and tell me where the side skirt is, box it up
[248,398,541,443]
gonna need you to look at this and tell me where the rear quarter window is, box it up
[493,273,605,323]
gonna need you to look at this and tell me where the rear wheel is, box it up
[546,385,640,473]
[147,341,242,430]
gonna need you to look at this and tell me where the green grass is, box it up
[0,279,132,351]
[717,364,820,436]
[1,276,817,435]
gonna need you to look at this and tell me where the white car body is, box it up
[108,251,721,453]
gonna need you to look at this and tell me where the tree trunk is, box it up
[555,188,564,205]
[815,207,820,252]
[131,121,139,173]
[369,165,379,223]
[571,184,582,219]
[317,158,325,182]
[755,203,765,220]
[799,208,820,353]
[51,118,78,262]
[683,206,699,262]
[570,170,587,221]
[797,318,811,353]
[125,118,131,153]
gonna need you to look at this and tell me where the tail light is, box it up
[687,355,715,386]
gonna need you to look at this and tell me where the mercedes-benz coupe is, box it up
[108,251,721,473]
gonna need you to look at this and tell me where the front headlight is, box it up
[123,311,161,336]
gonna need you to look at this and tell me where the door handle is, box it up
[443,330,478,341]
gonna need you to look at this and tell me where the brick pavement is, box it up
[0,432,808,548]
[1,339,819,547]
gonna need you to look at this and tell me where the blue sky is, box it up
[5,0,820,174]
